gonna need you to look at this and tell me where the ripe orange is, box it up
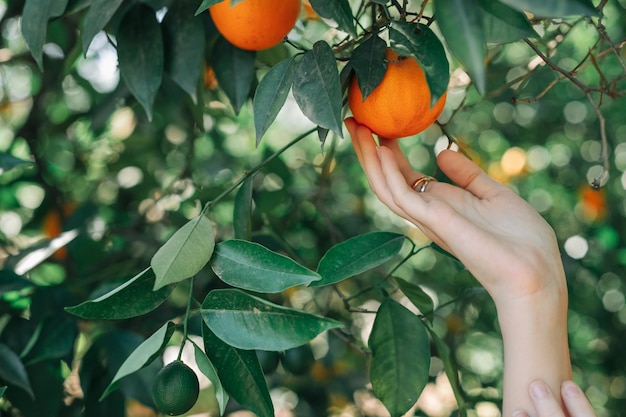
[209,0,301,51]
[348,48,447,139]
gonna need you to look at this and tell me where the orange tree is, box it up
[1,0,625,416]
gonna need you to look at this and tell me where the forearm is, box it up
[496,290,572,416]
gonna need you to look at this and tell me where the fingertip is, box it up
[561,380,582,398]
[512,410,530,417]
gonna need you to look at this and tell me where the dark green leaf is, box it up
[253,56,297,144]
[192,341,228,414]
[233,176,255,240]
[314,232,405,287]
[0,270,33,294]
[65,268,174,319]
[369,299,430,417]
[117,4,164,120]
[101,322,175,400]
[201,289,343,350]
[81,0,125,55]
[427,326,466,411]
[308,0,356,38]
[433,0,486,95]
[20,316,77,365]
[0,154,32,176]
[350,35,387,100]
[0,386,5,397]
[293,41,343,137]
[151,215,215,290]
[21,0,69,69]
[211,240,321,293]
[202,323,273,417]
[498,0,598,17]
[395,278,434,319]
[0,344,33,398]
[4,360,64,417]
[162,1,206,100]
[211,37,256,113]
[389,21,450,105]
[195,0,225,15]
[478,0,537,43]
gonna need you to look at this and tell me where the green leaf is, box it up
[21,0,69,69]
[395,278,434,319]
[81,0,125,55]
[389,21,450,105]
[293,41,343,137]
[20,316,77,365]
[100,322,176,400]
[369,299,430,417]
[0,344,33,399]
[308,0,356,38]
[162,1,206,100]
[65,268,174,319]
[350,35,387,100]
[478,0,537,43]
[195,0,225,15]
[117,4,164,120]
[211,36,256,114]
[201,289,343,350]
[211,240,321,293]
[0,270,33,293]
[233,176,255,240]
[313,232,405,287]
[253,56,297,144]
[427,326,466,411]
[0,386,6,397]
[192,342,229,415]
[202,323,274,417]
[151,215,215,290]
[0,153,32,176]
[433,0,486,95]
[498,0,599,17]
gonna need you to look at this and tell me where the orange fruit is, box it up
[209,0,301,51]
[348,48,447,139]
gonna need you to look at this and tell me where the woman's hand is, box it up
[513,380,597,417]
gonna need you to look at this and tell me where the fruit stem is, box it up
[178,276,195,362]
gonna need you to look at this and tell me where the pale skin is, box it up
[344,117,597,417]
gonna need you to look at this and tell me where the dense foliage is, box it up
[0,0,625,416]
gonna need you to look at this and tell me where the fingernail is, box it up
[562,380,582,398]
[530,380,550,399]
[512,410,530,417]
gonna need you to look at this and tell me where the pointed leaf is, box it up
[389,22,450,105]
[233,176,255,240]
[211,37,256,114]
[293,41,343,137]
[101,322,176,400]
[350,35,387,100]
[21,0,69,69]
[162,1,205,100]
[313,232,404,287]
[65,268,174,319]
[81,0,125,55]
[117,4,164,120]
[395,278,434,318]
[433,0,486,95]
[427,326,466,410]
[308,0,356,38]
[151,215,215,290]
[195,0,225,15]
[201,289,343,350]
[0,344,33,399]
[369,299,430,417]
[192,342,229,415]
[498,0,598,17]
[211,240,321,293]
[21,316,77,365]
[478,0,537,43]
[0,153,32,176]
[202,324,273,417]
[253,56,297,144]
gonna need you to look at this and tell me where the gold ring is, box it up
[411,176,436,193]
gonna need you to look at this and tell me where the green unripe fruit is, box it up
[256,349,281,374]
[151,360,199,416]
[281,344,315,376]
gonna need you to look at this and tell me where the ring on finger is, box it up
[411,176,437,193]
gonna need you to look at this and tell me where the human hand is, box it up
[344,117,566,307]
[513,380,597,417]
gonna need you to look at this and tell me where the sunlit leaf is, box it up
[201,289,343,350]
[433,0,486,95]
[253,56,296,144]
[498,0,599,17]
[389,21,450,105]
[117,3,164,120]
[192,342,229,415]
[100,322,175,400]
[293,41,343,137]
[350,35,387,100]
[478,0,537,43]
[81,0,125,55]
[0,344,33,398]
[369,299,430,417]
[313,232,405,287]
[211,37,256,113]
[308,0,356,37]
[65,268,174,319]
[202,324,273,417]
[211,240,321,293]
[21,0,69,69]
[151,215,215,290]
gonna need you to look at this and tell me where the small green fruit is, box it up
[281,344,315,376]
[151,360,199,416]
